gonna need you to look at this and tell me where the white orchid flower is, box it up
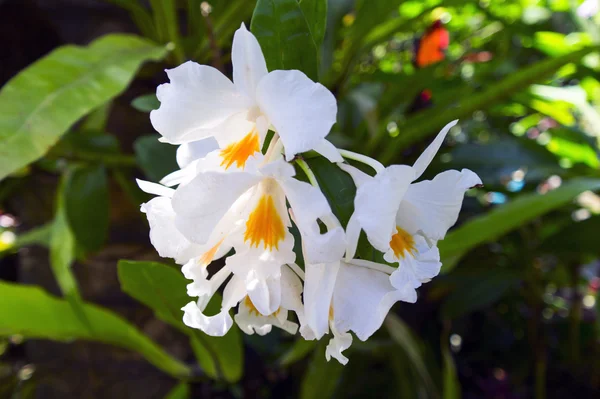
[340,120,482,299]
[170,143,344,318]
[181,261,306,337]
[150,23,341,171]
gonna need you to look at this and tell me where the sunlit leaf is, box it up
[379,47,599,163]
[64,164,109,252]
[439,178,600,272]
[0,35,168,181]
[251,0,318,80]
[0,280,190,378]
[118,260,243,382]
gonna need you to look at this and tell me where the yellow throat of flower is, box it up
[244,183,286,251]
[220,128,260,170]
[389,226,416,259]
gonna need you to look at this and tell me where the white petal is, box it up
[352,165,415,252]
[256,70,337,160]
[396,169,482,241]
[314,139,343,163]
[303,262,340,339]
[280,265,304,312]
[182,301,233,337]
[245,271,282,316]
[232,23,268,101]
[140,197,202,264]
[172,171,261,244]
[338,163,372,188]
[222,274,247,309]
[412,120,457,180]
[136,179,175,198]
[150,61,249,143]
[280,177,345,264]
[388,236,441,291]
[176,137,219,168]
[332,261,411,341]
[325,324,352,365]
[344,215,361,261]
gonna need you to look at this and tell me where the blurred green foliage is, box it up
[1,0,600,398]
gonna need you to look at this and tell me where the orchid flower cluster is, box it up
[137,24,481,365]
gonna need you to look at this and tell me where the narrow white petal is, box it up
[256,70,337,160]
[232,23,268,101]
[176,137,219,168]
[412,120,458,180]
[303,262,340,339]
[136,179,175,198]
[314,139,343,163]
[151,61,250,143]
[396,169,482,240]
[338,163,372,188]
[245,271,282,316]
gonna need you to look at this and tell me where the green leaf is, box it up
[439,178,600,272]
[442,340,461,399]
[164,382,190,399]
[279,338,318,366]
[132,93,160,113]
[379,47,599,163]
[0,280,190,378]
[304,157,356,227]
[50,194,79,301]
[0,34,168,181]
[251,0,319,80]
[149,0,185,63]
[134,135,178,182]
[299,0,327,49]
[64,164,109,252]
[541,216,600,258]
[385,314,437,397]
[300,340,344,399]
[103,0,157,39]
[117,260,243,382]
[441,269,520,319]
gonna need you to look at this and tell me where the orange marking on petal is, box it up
[198,237,225,267]
[244,296,261,316]
[389,226,416,260]
[244,194,286,251]
[220,129,260,170]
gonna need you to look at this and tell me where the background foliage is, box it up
[1,0,600,397]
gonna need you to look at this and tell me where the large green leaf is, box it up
[439,178,600,272]
[134,135,178,182]
[64,164,109,252]
[300,340,344,399]
[385,314,438,398]
[251,0,319,80]
[0,281,190,378]
[0,34,168,181]
[299,0,328,49]
[540,215,600,258]
[117,260,243,382]
[379,47,599,163]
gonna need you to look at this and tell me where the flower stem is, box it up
[295,158,320,188]
[338,149,385,173]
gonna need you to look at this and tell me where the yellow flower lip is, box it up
[244,189,286,251]
[220,128,260,170]
[389,226,416,260]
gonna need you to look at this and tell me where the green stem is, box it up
[339,149,385,173]
[296,158,320,188]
